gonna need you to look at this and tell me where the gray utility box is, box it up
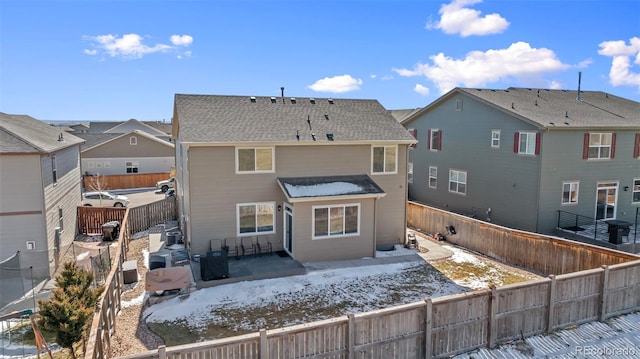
[122,260,138,284]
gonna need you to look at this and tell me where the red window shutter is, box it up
[535,133,541,155]
[437,130,443,151]
[583,133,589,159]
[409,128,417,148]
[634,133,640,158]
[427,129,431,150]
[513,132,520,153]
[610,133,616,158]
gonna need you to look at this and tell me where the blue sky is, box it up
[1,0,638,122]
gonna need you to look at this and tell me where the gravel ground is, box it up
[108,236,164,358]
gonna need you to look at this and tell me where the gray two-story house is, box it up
[402,87,639,237]
[172,94,416,262]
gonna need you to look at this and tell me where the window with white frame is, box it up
[491,130,501,148]
[237,202,275,235]
[516,132,537,155]
[586,133,613,159]
[58,207,64,232]
[372,146,397,174]
[429,166,437,188]
[51,154,57,184]
[408,162,413,183]
[633,178,640,203]
[449,169,467,195]
[562,181,579,204]
[313,203,359,239]
[126,161,139,173]
[129,136,137,145]
[428,129,442,151]
[237,147,274,173]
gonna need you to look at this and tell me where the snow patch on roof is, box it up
[285,182,363,197]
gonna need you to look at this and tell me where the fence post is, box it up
[158,345,166,359]
[599,265,610,321]
[488,285,497,348]
[347,313,355,359]
[260,329,268,359]
[424,298,432,359]
[547,275,556,332]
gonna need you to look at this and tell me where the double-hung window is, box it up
[372,146,397,174]
[237,147,274,173]
[428,166,437,188]
[584,133,615,160]
[237,202,275,235]
[562,181,579,205]
[428,129,442,151]
[491,130,501,148]
[449,169,467,195]
[514,131,539,155]
[313,204,359,239]
[126,161,139,173]
[51,154,57,184]
[633,179,640,204]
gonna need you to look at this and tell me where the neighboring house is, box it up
[0,113,85,280]
[78,130,175,176]
[173,94,416,262]
[402,87,640,235]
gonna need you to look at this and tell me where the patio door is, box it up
[283,203,293,255]
[595,182,618,220]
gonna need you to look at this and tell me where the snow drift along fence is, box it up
[116,259,640,359]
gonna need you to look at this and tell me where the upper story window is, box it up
[237,147,274,173]
[428,129,442,151]
[583,132,615,160]
[126,161,139,173]
[407,128,417,149]
[562,181,579,205]
[58,207,64,232]
[372,146,397,174]
[491,130,501,148]
[408,162,413,183]
[633,133,640,159]
[514,131,540,155]
[237,202,275,235]
[633,179,640,204]
[429,166,437,189]
[51,154,57,184]
[455,99,463,111]
[313,203,359,239]
[129,136,137,145]
[449,169,467,195]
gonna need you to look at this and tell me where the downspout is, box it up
[373,196,378,258]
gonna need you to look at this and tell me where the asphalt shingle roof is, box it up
[457,87,640,129]
[0,112,85,154]
[175,94,417,144]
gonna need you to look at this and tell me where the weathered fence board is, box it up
[84,172,170,190]
[77,207,127,234]
[494,280,550,341]
[552,268,602,329]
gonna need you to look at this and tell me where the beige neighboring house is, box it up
[173,94,417,262]
[80,129,175,176]
[0,113,84,308]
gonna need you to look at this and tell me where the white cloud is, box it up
[597,37,640,88]
[426,0,509,37]
[308,75,363,93]
[170,34,193,46]
[549,80,563,89]
[576,59,593,69]
[83,33,193,59]
[393,41,569,94]
[381,74,394,81]
[370,74,377,79]
[414,84,430,96]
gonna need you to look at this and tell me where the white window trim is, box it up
[235,147,276,174]
[491,130,501,148]
[561,181,579,205]
[588,132,612,160]
[371,145,398,175]
[129,136,137,145]
[632,178,640,204]
[236,201,276,236]
[408,162,413,184]
[51,154,57,185]
[312,203,360,240]
[518,132,536,155]
[428,166,437,189]
[126,161,139,173]
[448,169,467,195]
[429,129,440,151]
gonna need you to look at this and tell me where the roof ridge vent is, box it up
[310,98,316,104]
[328,98,334,104]
[290,97,296,104]
[270,97,276,103]
[250,96,256,103]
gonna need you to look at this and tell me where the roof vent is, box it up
[565,111,569,118]
[290,98,296,104]
[326,133,334,141]
[250,96,256,103]
[270,97,277,103]
[311,133,316,141]
[328,98,334,104]
[310,98,316,104]
[564,121,570,125]
[324,114,329,120]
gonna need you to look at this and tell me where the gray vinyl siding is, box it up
[81,157,174,175]
[407,93,542,232]
[537,130,640,234]
[186,144,408,260]
[82,134,173,158]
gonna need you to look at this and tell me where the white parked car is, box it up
[82,191,130,207]
[156,177,175,193]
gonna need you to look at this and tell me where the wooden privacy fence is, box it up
[83,197,177,359]
[117,259,640,359]
[84,172,170,190]
[406,201,638,275]
[77,207,127,235]
[77,197,176,235]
